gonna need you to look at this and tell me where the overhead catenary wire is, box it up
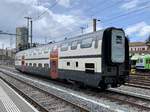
[103,4,150,23]
[20,1,150,44]
[33,0,60,21]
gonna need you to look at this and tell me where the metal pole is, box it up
[24,17,32,47]
[93,18,96,32]
[30,20,32,47]
[80,27,85,34]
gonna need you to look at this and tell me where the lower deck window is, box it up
[38,63,42,67]
[67,62,70,66]
[76,62,78,67]
[44,63,49,68]
[33,63,37,67]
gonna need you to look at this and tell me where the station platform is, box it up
[0,79,39,112]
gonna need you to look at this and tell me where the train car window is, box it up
[146,59,148,64]
[140,59,143,63]
[33,63,37,67]
[85,63,95,74]
[116,36,122,44]
[44,50,49,54]
[44,63,49,68]
[67,62,70,66]
[52,45,57,51]
[94,39,98,48]
[29,63,32,66]
[61,43,68,51]
[38,51,42,55]
[137,59,139,63]
[81,38,93,48]
[38,63,42,67]
[71,41,78,50]
[76,62,78,67]
[33,52,36,55]
[85,63,95,68]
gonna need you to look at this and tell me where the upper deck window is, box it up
[81,38,93,48]
[33,53,36,55]
[61,43,68,51]
[71,41,78,50]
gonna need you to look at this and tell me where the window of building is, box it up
[61,43,68,51]
[81,38,93,48]
[142,48,145,51]
[71,41,78,50]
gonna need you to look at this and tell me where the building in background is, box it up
[129,42,150,56]
[0,48,15,65]
[16,27,28,51]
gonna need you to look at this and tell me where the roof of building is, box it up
[129,42,146,47]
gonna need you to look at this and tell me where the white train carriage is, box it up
[15,27,129,89]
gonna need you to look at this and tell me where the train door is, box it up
[50,49,58,79]
[21,55,25,72]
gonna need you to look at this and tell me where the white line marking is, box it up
[1,79,39,112]
[0,85,20,112]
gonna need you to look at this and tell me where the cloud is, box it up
[58,0,70,8]
[5,0,37,5]
[121,0,139,10]
[0,0,86,48]
[125,21,150,37]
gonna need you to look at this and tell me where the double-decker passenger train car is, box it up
[15,27,129,89]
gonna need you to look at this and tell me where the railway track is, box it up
[127,73,150,89]
[0,72,88,112]
[106,89,150,111]
[1,66,150,111]
[125,83,150,90]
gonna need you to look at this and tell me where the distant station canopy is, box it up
[16,27,28,51]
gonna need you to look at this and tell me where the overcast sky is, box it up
[0,0,150,48]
